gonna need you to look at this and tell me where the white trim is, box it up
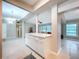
[48,48,62,56]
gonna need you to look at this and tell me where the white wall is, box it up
[38,8,51,24]
[24,22,36,33]
[7,22,16,39]
[63,9,79,20]
[24,8,51,34]
[58,0,79,13]
[2,23,7,39]
[25,8,51,24]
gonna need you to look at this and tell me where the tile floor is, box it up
[62,39,79,59]
[2,38,79,59]
[2,38,42,59]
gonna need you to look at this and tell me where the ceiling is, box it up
[5,0,49,12]
[19,0,39,5]
[5,0,68,12]
[22,0,68,20]
[25,9,51,24]
[2,1,29,23]
[3,0,68,24]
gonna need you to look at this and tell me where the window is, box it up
[47,25,51,32]
[66,24,77,36]
[42,26,46,32]
[39,24,51,33]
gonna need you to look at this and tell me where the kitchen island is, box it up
[25,33,51,57]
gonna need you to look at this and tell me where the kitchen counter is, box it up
[26,33,51,38]
[25,33,51,57]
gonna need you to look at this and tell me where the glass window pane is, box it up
[47,25,51,32]
[66,24,77,36]
[43,26,46,32]
[39,24,51,33]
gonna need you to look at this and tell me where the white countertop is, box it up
[26,33,51,38]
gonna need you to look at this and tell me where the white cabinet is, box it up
[25,34,45,56]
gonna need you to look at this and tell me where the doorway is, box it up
[59,9,79,41]
[16,21,22,38]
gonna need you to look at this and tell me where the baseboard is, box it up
[47,48,62,56]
